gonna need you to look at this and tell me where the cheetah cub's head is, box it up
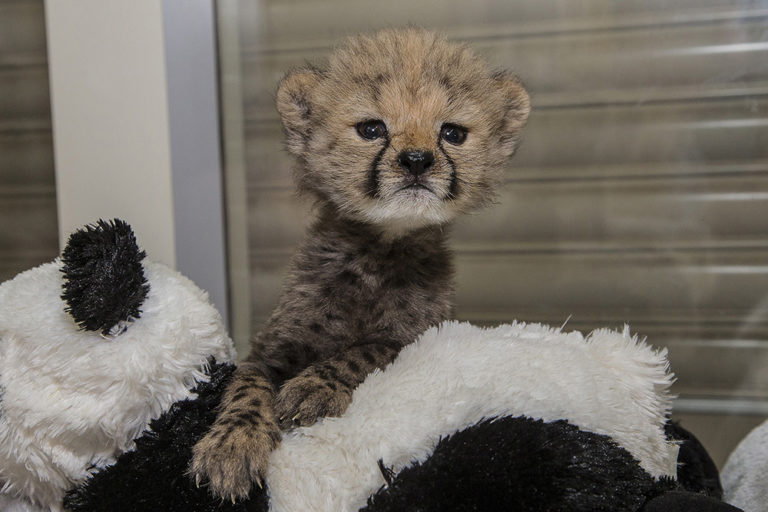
[277,28,530,235]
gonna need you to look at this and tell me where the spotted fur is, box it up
[191,28,530,501]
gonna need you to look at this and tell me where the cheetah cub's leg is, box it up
[275,342,400,428]
[190,363,279,502]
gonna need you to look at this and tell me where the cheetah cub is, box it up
[191,28,530,500]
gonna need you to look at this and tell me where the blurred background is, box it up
[1,0,767,468]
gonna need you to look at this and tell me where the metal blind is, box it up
[0,0,57,281]
[221,0,768,466]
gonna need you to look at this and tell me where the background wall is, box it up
[219,0,768,467]
[45,0,229,323]
[0,0,57,282]
[0,0,765,472]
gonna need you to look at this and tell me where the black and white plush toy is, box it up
[66,321,739,511]
[0,220,235,512]
[721,418,768,511]
[0,220,740,512]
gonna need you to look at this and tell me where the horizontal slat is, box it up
[245,173,768,252]
[0,0,47,68]
[669,413,767,468]
[0,118,51,134]
[244,98,768,188]
[675,398,768,415]
[247,190,313,250]
[0,66,51,124]
[241,19,768,119]
[476,20,768,108]
[0,197,58,255]
[247,250,768,331]
[453,252,768,327]
[0,250,56,284]
[250,131,768,186]
[667,342,768,400]
[453,174,768,248]
[0,131,54,187]
[511,99,768,169]
[239,0,767,53]
[508,161,768,183]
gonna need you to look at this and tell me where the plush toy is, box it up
[721,418,768,510]
[66,321,740,511]
[0,220,235,512]
[1,220,740,511]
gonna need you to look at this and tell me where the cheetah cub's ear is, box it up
[276,68,323,156]
[493,71,531,158]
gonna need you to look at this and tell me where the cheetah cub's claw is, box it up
[275,373,353,429]
[190,422,278,502]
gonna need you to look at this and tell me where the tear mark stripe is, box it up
[366,135,390,199]
[438,140,458,200]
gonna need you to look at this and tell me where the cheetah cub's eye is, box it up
[356,120,388,140]
[440,123,468,145]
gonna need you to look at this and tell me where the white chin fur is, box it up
[357,190,455,235]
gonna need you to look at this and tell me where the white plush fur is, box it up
[0,260,235,512]
[267,321,677,512]
[722,418,768,511]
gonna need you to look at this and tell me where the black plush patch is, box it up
[665,420,724,499]
[641,490,743,512]
[61,219,149,335]
[362,416,676,512]
[64,360,269,512]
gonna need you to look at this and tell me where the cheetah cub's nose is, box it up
[398,150,434,176]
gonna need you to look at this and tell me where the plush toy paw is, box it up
[275,372,353,429]
[190,421,279,502]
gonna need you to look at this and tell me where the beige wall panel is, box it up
[239,0,762,52]
[240,20,768,120]
[0,0,48,64]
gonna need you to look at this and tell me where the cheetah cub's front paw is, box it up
[275,373,352,429]
[190,421,279,502]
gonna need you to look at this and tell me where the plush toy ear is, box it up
[60,219,149,336]
[493,72,531,157]
[276,67,324,155]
